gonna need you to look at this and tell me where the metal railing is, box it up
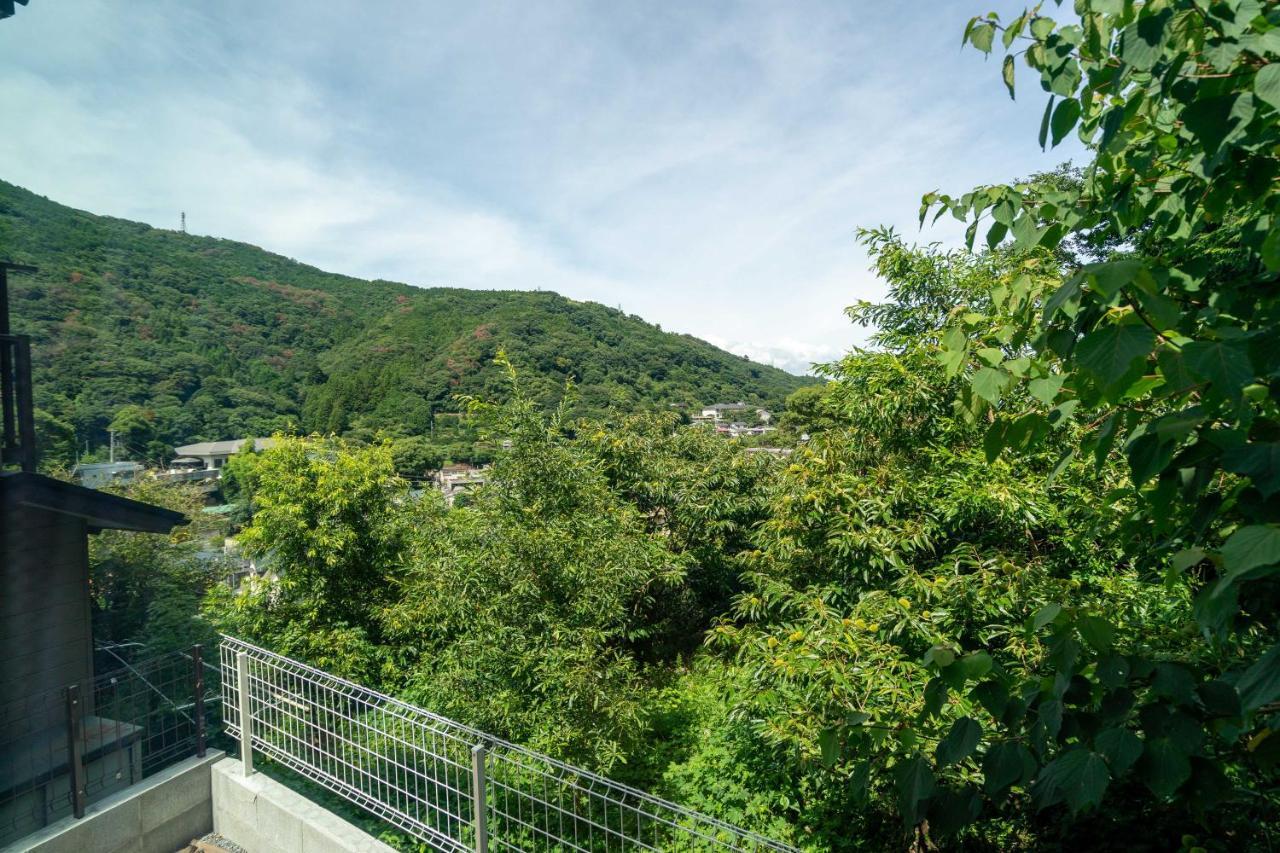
[220,636,797,852]
[0,645,221,847]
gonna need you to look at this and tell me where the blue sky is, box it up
[0,1,1082,373]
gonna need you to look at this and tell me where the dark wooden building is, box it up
[1,472,186,711]
[1,260,189,836]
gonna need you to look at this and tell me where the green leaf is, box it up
[1119,11,1168,70]
[1095,727,1143,774]
[971,680,1008,720]
[970,22,995,53]
[1171,548,1206,573]
[1033,749,1111,814]
[1095,655,1130,689]
[895,755,936,826]
[1030,603,1062,631]
[1222,443,1280,498]
[954,651,994,682]
[983,740,1035,795]
[1127,433,1176,488]
[1084,259,1149,298]
[984,420,1007,463]
[1236,642,1280,714]
[1079,615,1114,653]
[976,347,1004,367]
[927,785,982,836]
[1076,325,1156,387]
[1138,738,1191,799]
[1183,94,1242,156]
[1002,54,1016,99]
[1182,341,1254,397]
[1039,96,1056,150]
[819,728,841,768]
[1254,64,1280,111]
[1029,375,1064,405]
[1221,525,1280,584]
[1050,98,1081,147]
[924,645,956,669]
[936,717,982,767]
[1043,271,1082,320]
[1011,213,1045,251]
[971,367,1009,404]
[939,325,968,377]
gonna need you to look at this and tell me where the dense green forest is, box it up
[79,1,1280,850]
[0,179,812,467]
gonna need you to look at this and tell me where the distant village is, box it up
[70,400,791,499]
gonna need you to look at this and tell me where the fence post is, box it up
[236,651,254,776]
[471,744,488,853]
[192,644,206,758]
[65,683,87,818]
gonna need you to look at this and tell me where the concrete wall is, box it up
[4,751,224,853]
[212,760,396,853]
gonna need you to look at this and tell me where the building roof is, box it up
[173,437,276,457]
[71,461,144,474]
[1,471,188,534]
[705,402,748,410]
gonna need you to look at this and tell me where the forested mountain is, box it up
[0,180,812,464]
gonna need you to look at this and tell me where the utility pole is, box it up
[109,429,115,463]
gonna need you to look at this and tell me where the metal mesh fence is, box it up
[220,635,797,852]
[0,646,220,848]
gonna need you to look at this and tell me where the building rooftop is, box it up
[173,438,276,457]
[1,471,188,533]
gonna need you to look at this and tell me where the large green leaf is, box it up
[927,785,982,836]
[1138,738,1191,799]
[1050,98,1081,147]
[1095,727,1143,775]
[1076,325,1155,387]
[1182,341,1254,396]
[1183,95,1241,155]
[1221,525,1280,584]
[1255,64,1280,111]
[982,740,1035,795]
[1079,615,1114,653]
[1222,443,1280,498]
[1236,642,1280,714]
[936,717,982,767]
[1033,749,1111,813]
[894,754,936,826]
[971,367,1009,404]
[1084,258,1149,298]
[819,728,841,768]
[1118,10,1168,70]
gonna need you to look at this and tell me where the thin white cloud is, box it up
[0,0,1082,372]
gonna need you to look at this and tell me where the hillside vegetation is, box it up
[0,179,811,465]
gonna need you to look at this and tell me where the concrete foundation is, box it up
[3,750,224,853]
[211,760,395,853]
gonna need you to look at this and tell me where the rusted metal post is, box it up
[236,651,254,775]
[192,644,206,758]
[66,683,87,818]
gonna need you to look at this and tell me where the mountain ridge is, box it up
[0,180,814,465]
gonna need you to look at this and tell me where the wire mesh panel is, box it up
[0,646,220,848]
[485,744,792,852]
[220,636,797,853]
[0,683,74,844]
